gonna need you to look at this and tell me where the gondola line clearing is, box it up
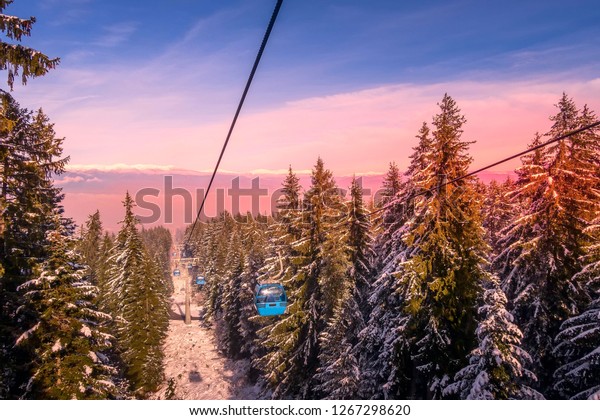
[151,270,259,400]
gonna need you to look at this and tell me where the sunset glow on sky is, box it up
[5,0,600,228]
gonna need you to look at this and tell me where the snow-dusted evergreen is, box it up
[238,214,269,365]
[379,162,403,206]
[315,177,371,399]
[553,215,600,399]
[482,179,515,259]
[358,126,432,399]
[15,217,119,399]
[257,158,349,398]
[444,280,542,400]
[203,213,236,324]
[315,274,361,399]
[164,93,599,401]
[0,91,68,398]
[220,230,246,358]
[494,94,600,392]
[0,0,59,89]
[78,210,103,286]
[107,193,170,396]
[357,95,490,399]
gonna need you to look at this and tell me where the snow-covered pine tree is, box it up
[358,124,433,399]
[78,211,103,286]
[254,166,304,393]
[316,176,372,399]
[258,158,345,398]
[315,261,361,399]
[220,229,246,359]
[375,122,431,273]
[108,193,169,396]
[379,162,402,206]
[553,214,600,399]
[347,176,374,304]
[444,279,542,400]
[141,226,173,295]
[399,94,488,399]
[203,213,235,323]
[0,91,67,397]
[482,179,515,259]
[15,216,119,399]
[0,0,59,89]
[494,95,599,393]
[493,132,546,297]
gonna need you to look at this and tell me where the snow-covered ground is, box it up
[152,272,260,400]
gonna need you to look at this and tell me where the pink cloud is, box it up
[47,77,600,177]
[226,78,600,174]
[28,75,600,232]
[17,65,600,178]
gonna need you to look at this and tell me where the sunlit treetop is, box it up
[0,0,59,90]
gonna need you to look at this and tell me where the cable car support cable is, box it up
[185,0,284,246]
[367,119,600,219]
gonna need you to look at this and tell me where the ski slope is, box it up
[152,272,260,400]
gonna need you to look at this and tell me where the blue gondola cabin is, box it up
[255,283,287,316]
[173,269,180,276]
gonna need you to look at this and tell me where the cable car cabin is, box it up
[196,276,206,285]
[187,263,193,269]
[255,283,287,316]
[173,269,181,277]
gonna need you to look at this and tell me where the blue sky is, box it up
[14,0,600,92]
[5,0,600,175]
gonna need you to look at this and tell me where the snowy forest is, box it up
[1,0,600,401]
[185,93,600,400]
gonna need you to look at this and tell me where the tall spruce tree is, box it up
[79,211,103,286]
[316,177,372,398]
[359,125,433,399]
[0,91,67,398]
[220,229,245,359]
[238,214,269,364]
[494,95,600,394]
[259,158,345,398]
[203,213,235,323]
[379,162,402,206]
[398,94,488,398]
[108,193,169,396]
[346,177,373,310]
[315,266,361,399]
[15,216,119,399]
[254,166,303,392]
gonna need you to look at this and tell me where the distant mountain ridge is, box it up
[56,165,514,231]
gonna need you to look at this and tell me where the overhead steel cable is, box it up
[299,120,600,238]
[265,120,600,244]
[364,119,600,219]
[185,0,284,245]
